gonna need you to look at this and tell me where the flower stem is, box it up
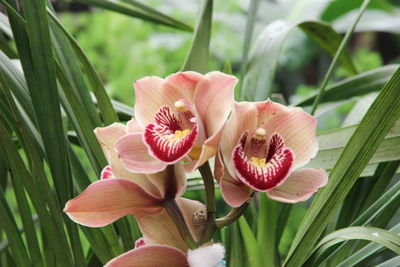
[215,200,251,229]
[164,199,198,249]
[198,161,216,243]
[310,0,370,115]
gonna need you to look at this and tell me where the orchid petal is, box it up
[143,106,199,164]
[100,165,114,179]
[94,123,126,163]
[105,245,188,267]
[256,100,318,168]
[95,123,161,196]
[166,71,204,100]
[146,164,187,199]
[194,72,237,138]
[134,72,204,127]
[135,210,188,252]
[220,102,258,177]
[214,152,225,183]
[267,168,328,203]
[183,142,217,172]
[221,171,252,208]
[216,153,252,207]
[135,197,204,252]
[126,118,142,133]
[64,179,162,227]
[175,197,205,241]
[116,132,167,173]
[134,237,146,248]
[233,133,294,192]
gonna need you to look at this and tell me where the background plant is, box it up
[0,0,399,266]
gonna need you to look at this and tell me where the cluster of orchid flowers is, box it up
[64,71,328,267]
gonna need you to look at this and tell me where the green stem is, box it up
[164,199,198,249]
[310,0,370,115]
[216,198,252,229]
[198,161,216,243]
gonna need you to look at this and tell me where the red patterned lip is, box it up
[134,237,146,248]
[100,165,114,179]
[143,100,199,164]
[232,130,294,192]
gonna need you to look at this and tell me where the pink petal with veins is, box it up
[105,245,188,267]
[267,168,328,203]
[64,179,162,227]
[116,133,167,174]
[256,100,318,168]
[134,72,204,128]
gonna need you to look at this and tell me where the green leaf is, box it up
[119,0,192,31]
[294,65,398,107]
[284,66,400,266]
[376,255,400,267]
[238,216,264,267]
[310,0,370,115]
[0,54,76,266]
[56,64,106,174]
[181,0,213,73]
[0,119,73,266]
[359,160,400,214]
[47,10,119,125]
[20,0,72,207]
[321,0,394,22]
[48,4,102,128]
[226,222,245,267]
[238,0,261,99]
[0,151,7,191]
[313,227,400,262]
[242,20,357,101]
[0,191,31,267]
[7,159,43,266]
[336,223,400,267]
[77,0,192,31]
[256,194,277,267]
[311,179,400,266]
[306,120,400,171]
[299,21,357,75]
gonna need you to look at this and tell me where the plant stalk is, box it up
[198,161,216,243]
[310,0,370,115]
[164,199,198,250]
[216,200,251,229]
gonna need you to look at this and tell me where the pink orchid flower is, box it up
[105,243,225,267]
[115,71,237,173]
[215,100,328,207]
[64,122,205,252]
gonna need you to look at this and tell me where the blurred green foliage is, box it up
[61,11,191,103]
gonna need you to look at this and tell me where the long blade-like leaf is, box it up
[284,66,400,266]
[336,223,400,267]
[181,0,213,73]
[242,20,358,101]
[0,192,31,267]
[77,0,192,31]
[294,65,398,107]
[238,216,264,267]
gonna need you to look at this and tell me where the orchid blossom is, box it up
[105,243,226,267]
[115,71,237,173]
[64,121,205,252]
[215,100,328,207]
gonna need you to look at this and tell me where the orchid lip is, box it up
[143,100,199,164]
[232,131,294,192]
